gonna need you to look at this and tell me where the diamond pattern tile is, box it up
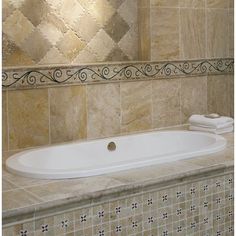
[3,9,35,46]
[3,0,139,66]
[8,0,26,8]
[118,0,138,26]
[88,0,116,27]
[74,12,100,42]
[20,0,50,26]
[108,0,125,8]
[59,0,84,28]
[88,29,116,61]
[2,0,15,21]
[20,29,52,62]
[38,21,63,46]
[104,12,130,43]
[39,47,69,65]
[57,30,86,61]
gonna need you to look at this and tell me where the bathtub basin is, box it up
[6,131,226,179]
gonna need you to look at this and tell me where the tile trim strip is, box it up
[2,58,234,90]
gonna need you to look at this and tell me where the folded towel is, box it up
[189,125,234,134]
[191,122,233,130]
[189,115,234,128]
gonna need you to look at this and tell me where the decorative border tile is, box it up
[2,58,234,90]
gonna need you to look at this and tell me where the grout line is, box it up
[6,90,10,152]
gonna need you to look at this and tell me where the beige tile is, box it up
[151,0,179,7]
[104,12,130,43]
[2,0,14,21]
[206,0,229,8]
[138,0,150,8]
[57,30,86,61]
[88,0,116,27]
[2,179,18,191]
[8,89,49,150]
[181,76,207,123]
[50,85,87,144]
[88,29,116,61]
[229,0,234,8]
[207,75,232,117]
[20,29,52,63]
[229,9,234,57]
[39,47,69,65]
[3,10,34,46]
[180,9,206,59]
[60,0,84,28]
[179,0,205,7]
[106,46,129,62]
[207,9,229,58]
[138,6,151,60]
[87,83,120,139]
[152,79,181,128]
[20,0,49,26]
[121,81,152,133]
[2,91,8,151]
[73,12,100,42]
[3,189,41,211]
[151,8,180,60]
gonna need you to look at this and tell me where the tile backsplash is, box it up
[2,0,234,66]
[2,0,234,155]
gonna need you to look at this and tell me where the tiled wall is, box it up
[3,171,234,236]
[2,74,234,153]
[3,0,139,66]
[2,0,234,66]
[2,0,234,155]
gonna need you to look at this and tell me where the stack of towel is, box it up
[189,114,234,134]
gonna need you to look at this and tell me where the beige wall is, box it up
[2,0,234,157]
[3,0,139,66]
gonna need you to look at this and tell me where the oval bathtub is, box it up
[6,131,226,179]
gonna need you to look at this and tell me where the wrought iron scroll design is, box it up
[2,58,233,89]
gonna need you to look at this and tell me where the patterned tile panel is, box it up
[2,58,234,90]
[3,172,234,236]
[2,0,138,66]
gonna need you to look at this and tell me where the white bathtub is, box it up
[6,131,226,179]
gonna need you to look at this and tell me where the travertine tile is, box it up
[3,189,41,211]
[207,9,229,58]
[2,179,18,191]
[151,0,179,7]
[229,0,234,8]
[88,0,116,27]
[151,8,180,60]
[207,75,232,117]
[88,29,116,61]
[73,12,100,42]
[138,5,150,60]
[118,0,138,25]
[20,0,49,26]
[8,89,49,150]
[87,83,120,139]
[3,10,34,46]
[59,0,84,28]
[50,85,87,144]
[2,33,35,66]
[106,47,129,62]
[121,81,152,133]
[180,9,206,59]
[179,0,205,8]
[229,9,234,57]
[2,91,8,151]
[57,30,86,61]
[181,76,207,123]
[104,12,130,43]
[206,0,229,8]
[20,29,52,62]
[2,0,14,21]
[39,47,69,65]
[152,79,181,128]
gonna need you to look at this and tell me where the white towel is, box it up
[191,122,233,130]
[189,115,234,129]
[189,125,234,134]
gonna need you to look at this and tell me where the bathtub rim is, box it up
[6,130,227,179]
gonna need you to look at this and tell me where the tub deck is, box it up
[2,129,234,226]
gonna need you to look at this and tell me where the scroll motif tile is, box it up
[3,58,233,90]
